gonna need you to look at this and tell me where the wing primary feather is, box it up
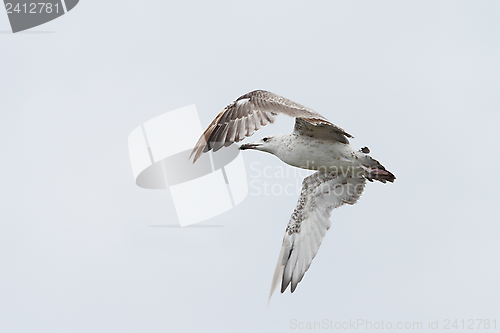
[269,238,288,304]
[212,123,229,152]
[235,100,248,119]
[282,240,299,293]
[261,111,275,124]
[245,111,257,137]
[206,124,223,150]
[252,111,264,129]
[225,120,237,143]
[231,118,242,142]
[235,117,246,142]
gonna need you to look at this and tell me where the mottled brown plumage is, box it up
[189,90,352,162]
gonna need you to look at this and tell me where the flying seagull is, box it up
[190,90,395,299]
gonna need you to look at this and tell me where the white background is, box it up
[1,1,499,332]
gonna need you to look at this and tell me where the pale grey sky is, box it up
[1,1,499,332]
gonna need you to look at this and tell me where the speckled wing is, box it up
[189,90,352,163]
[269,171,366,299]
[293,118,352,145]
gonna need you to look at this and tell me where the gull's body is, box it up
[252,133,374,172]
[190,90,395,299]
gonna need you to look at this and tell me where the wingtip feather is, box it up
[269,240,287,303]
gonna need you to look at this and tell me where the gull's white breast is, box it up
[276,135,358,171]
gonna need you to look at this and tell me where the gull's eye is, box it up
[263,137,270,143]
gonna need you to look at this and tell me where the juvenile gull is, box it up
[190,90,395,299]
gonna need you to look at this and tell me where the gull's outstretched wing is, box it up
[190,90,353,162]
[269,171,366,300]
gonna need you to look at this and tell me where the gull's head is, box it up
[239,135,282,155]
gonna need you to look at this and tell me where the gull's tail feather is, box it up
[359,164,396,183]
[370,167,396,183]
[357,151,396,183]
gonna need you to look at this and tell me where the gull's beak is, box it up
[239,143,262,150]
